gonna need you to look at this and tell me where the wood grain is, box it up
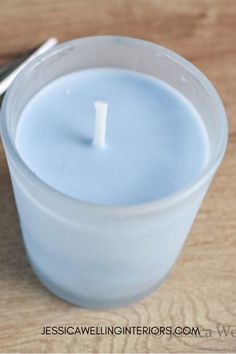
[0,0,235,352]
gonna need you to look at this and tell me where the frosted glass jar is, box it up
[0,36,228,308]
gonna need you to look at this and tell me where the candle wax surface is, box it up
[16,68,209,206]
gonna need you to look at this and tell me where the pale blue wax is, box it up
[15,68,209,206]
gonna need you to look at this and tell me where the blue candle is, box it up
[16,68,209,205]
[2,37,227,308]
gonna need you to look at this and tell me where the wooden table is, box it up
[0,1,235,352]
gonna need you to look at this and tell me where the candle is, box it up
[0,37,228,308]
[15,68,209,205]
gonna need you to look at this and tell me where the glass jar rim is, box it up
[0,35,228,215]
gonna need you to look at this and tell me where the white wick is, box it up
[93,101,108,148]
